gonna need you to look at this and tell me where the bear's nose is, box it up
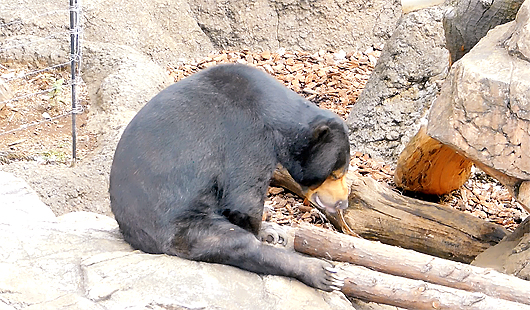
[335,200,348,210]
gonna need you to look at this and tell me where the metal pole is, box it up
[69,0,78,165]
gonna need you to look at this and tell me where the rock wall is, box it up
[190,0,401,54]
[0,0,401,66]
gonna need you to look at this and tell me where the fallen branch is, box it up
[293,224,530,306]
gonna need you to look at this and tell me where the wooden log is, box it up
[443,0,524,64]
[340,175,506,263]
[272,165,508,263]
[340,264,530,310]
[394,126,473,195]
[271,165,358,236]
[271,165,306,198]
[294,224,530,306]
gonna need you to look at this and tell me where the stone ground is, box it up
[0,49,527,232]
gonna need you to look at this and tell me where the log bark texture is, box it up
[272,166,507,263]
[340,265,530,310]
[443,0,524,63]
[294,224,530,306]
[394,126,473,195]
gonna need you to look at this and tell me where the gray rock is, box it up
[347,6,450,163]
[473,216,530,280]
[0,171,56,224]
[80,40,173,123]
[190,0,401,53]
[81,0,215,64]
[0,173,358,310]
[0,161,113,216]
[505,0,530,61]
[0,0,213,65]
[0,35,70,66]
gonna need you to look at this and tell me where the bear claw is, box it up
[325,266,339,273]
[258,222,288,246]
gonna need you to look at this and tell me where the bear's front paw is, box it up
[303,259,345,292]
[258,222,288,246]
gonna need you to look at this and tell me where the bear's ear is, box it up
[312,124,330,141]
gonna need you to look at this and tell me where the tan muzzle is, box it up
[305,172,349,214]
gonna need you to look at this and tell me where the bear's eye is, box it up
[330,171,343,180]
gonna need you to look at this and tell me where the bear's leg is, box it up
[169,217,344,292]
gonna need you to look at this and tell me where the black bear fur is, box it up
[110,64,349,291]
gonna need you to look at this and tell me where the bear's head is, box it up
[290,116,350,214]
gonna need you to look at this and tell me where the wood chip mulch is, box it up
[167,48,379,119]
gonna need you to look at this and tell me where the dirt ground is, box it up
[0,49,528,232]
[0,63,97,164]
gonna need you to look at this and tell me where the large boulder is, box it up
[0,172,359,310]
[347,6,450,163]
[428,2,530,180]
[427,0,530,210]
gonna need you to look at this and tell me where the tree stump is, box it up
[394,126,473,195]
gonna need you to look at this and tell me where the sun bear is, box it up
[109,63,350,291]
